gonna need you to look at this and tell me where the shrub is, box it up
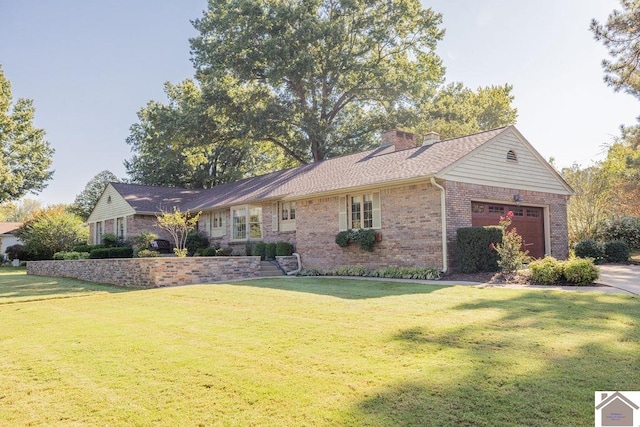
[492,211,529,273]
[335,231,350,247]
[5,244,26,261]
[604,240,630,263]
[52,251,90,260]
[89,248,111,259]
[598,216,640,250]
[108,247,134,258]
[333,266,366,276]
[253,242,266,260]
[353,229,376,251]
[138,249,160,258]
[200,247,218,256]
[131,232,158,250]
[265,243,277,260]
[216,247,233,256]
[456,226,502,273]
[101,233,119,247]
[528,256,563,285]
[574,239,606,264]
[89,247,133,259]
[185,231,210,256]
[276,241,294,256]
[369,266,440,280]
[73,244,104,253]
[563,258,599,285]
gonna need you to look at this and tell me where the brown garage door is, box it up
[471,202,545,259]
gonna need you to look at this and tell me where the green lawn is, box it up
[0,269,638,426]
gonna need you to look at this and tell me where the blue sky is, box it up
[1,0,637,206]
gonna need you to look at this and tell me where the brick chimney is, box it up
[423,131,440,146]
[381,129,416,151]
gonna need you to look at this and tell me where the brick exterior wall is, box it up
[443,181,570,265]
[296,183,444,271]
[27,257,261,288]
[86,181,568,273]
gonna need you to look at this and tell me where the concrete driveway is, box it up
[597,264,640,296]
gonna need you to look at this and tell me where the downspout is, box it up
[286,253,302,275]
[430,177,448,273]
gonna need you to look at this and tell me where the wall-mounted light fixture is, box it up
[513,194,523,206]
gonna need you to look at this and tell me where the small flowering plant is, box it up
[491,211,530,274]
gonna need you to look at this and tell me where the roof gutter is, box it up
[430,177,448,273]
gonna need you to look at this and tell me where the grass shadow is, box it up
[228,277,449,299]
[0,270,134,304]
[352,291,640,425]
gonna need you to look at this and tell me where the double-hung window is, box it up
[232,205,262,240]
[339,192,381,231]
[211,210,225,237]
[116,217,125,240]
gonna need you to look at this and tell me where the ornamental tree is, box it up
[490,211,530,274]
[156,207,201,257]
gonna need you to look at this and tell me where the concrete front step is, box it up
[259,261,284,277]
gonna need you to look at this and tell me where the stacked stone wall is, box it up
[27,257,261,288]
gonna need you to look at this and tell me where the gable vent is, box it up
[506,150,517,162]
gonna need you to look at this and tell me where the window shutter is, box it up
[372,192,381,229]
[206,213,211,235]
[338,196,348,231]
[221,210,227,234]
[272,202,279,232]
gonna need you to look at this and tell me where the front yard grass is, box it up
[0,270,638,425]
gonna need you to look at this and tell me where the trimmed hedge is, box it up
[90,247,134,259]
[574,239,606,264]
[253,242,266,260]
[185,231,210,256]
[73,244,104,253]
[265,243,277,260]
[604,240,630,263]
[456,226,502,273]
[276,241,294,257]
[52,251,90,260]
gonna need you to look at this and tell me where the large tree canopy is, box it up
[418,83,517,140]
[125,80,261,189]
[591,0,640,97]
[0,65,54,202]
[70,170,119,220]
[190,0,446,163]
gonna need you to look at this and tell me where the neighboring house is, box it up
[86,126,573,271]
[0,222,23,260]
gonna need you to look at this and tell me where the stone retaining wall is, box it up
[27,257,262,288]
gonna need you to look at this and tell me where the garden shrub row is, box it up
[52,251,90,260]
[253,241,294,260]
[299,266,441,280]
[529,256,599,285]
[456,226,502,273]
[198,247,233,257]
[89,247,134,259]
[574,239,630,264]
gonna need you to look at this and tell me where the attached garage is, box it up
[471,202,545,259]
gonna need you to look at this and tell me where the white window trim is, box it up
[339,192,381,231]
[212,210,226,238]
[231,205,263,241]
[279,201,297,232]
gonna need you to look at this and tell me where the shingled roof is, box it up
[0,222,22,235]
[112,126,508,212]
